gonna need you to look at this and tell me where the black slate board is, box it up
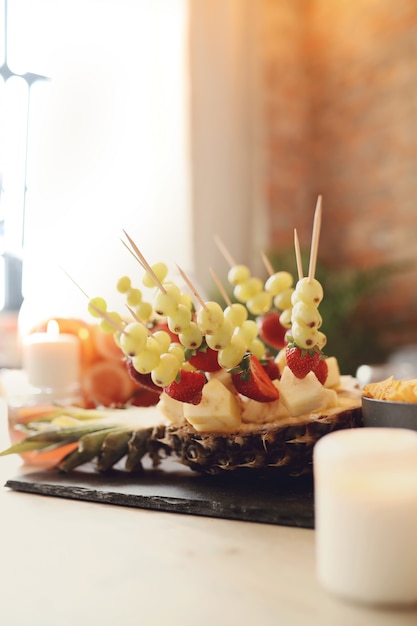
[5,457,314,528]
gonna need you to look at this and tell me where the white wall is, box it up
[188,0,266,297]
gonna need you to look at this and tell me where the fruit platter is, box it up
[1,198,362,482]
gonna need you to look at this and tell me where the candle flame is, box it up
[46,319,60,336]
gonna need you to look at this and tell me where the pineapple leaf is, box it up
[97,428,134,472]
[125,427,154,472]
[14,407,110,425]
[58,428,116,472]
[0,440,59,456]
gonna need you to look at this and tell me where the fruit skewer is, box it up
[285,195,327,382]
[0,198,362,475]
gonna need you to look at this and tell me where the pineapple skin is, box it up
[162,405,362,476]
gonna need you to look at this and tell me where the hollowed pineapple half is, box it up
[1,397,361,477]
[163,402,362,476]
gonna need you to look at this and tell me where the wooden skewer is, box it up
[308,195,322,282]
[88,303,126,334]
[122,230,167,293]
[58,265,90,298]
[214,234,236,268]
[59,265,125,333]
[261,251,274,277]
[294,228,304,281]
[176,265,207,310]
[125,306,153,335]
[59,266,128,334]
[209,267,232,307]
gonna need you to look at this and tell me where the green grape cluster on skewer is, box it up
[264,269,294,330]
[218,234,295,332]
[289,277,326,350]
[86,209,328,397]
[86,251,275,392]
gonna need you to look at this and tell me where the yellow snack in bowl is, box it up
[362,376,417,403]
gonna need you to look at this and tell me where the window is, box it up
[0,0,191,319]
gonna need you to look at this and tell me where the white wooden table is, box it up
[1,399,416,626]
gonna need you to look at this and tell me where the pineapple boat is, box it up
[1,201,362,476]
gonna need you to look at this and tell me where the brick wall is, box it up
[257,0,417,362]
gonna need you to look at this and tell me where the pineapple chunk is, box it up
[323,356,341,389]
[278,366,338,417]
[183,378,242,433]
[275,348,287,374]
[157,392,184,424]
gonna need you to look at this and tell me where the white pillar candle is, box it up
[314,427,417,606]
[22,320,80,391]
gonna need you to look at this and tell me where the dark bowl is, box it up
[362,396,417,431]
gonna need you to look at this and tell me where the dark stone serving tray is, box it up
[5,457,314,528]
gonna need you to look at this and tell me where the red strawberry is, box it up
[261,358,280,381]
[313,358,328,385]
[257,311,287,349]
[285,345,321,379]
[130,387,161,407]
[125,359,162,394]
[163,369,206,405]
[187,343,221,372]
[231,354,279,402]
[149,320,179,343]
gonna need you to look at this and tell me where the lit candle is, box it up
[314,428,417,606]
[22,320,81,391]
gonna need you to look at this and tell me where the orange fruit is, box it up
[81,360,136,407]
[90,324,125,362]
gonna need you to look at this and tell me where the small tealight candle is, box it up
[22,320,81,391]
[314,427,417,606]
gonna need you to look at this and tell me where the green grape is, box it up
[291,322,319,349]
[205,319,234,350]
[265,271,293,295]
[153,283,181,317]
[131,336,162,374]
[235,319,259,344]
[134,301,153,322]
[196,301,224,335]
[218,335,247,369]
[292,301,322,329]
[152,330,172,353]
[279,308,292,329]
[142,262,168,288]
[273,288,294,311]
[168,342,185,365]
[99,311,123,334]
[126,288,142,307]
[88,296,107,318]
[227,264,251,286]
[292,277,323,306]
[224,302,248,327]
[181,361,197,372]
[246,291,273,316]
[233,277,263,303]
[316,331,327,349]
[113,330,122,347]
[167,303,192,334]
[180,292,194,310]
[247,338,266,360]
[151,353,180,387]
[119,322,148,356]
[116,276,131,294]
[178,321,203,350]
